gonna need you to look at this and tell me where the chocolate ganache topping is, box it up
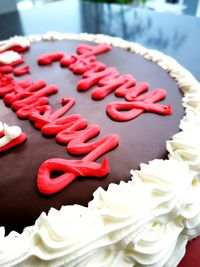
[0,39,184,233]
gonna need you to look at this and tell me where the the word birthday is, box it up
[37,43,172,121]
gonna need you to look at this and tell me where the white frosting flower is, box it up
[167,128,200,173]
[183,92,200,111]
[132,159,192,220]
[180,109,200,130]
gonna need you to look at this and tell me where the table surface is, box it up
[0,0,200,81]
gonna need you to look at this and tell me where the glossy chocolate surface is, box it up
[0,40,184,233]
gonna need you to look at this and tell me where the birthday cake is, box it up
[0,32,200,267]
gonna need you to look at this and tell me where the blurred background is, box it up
[0,0,200,16]
[0,0,199,80]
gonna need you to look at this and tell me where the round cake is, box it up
[0,32,200,267]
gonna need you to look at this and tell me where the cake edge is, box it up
[0,32,200,267]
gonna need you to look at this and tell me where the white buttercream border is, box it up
[0,32,200,267]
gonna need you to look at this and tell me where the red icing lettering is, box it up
[73,60,106,75]
[125,82,149,101]
[107,89,172,121]
[16,97,49,119]
[82,134,119,162]
[37,52,67,65]
[29,98,76,129]
[0,83,15,97]
[59,54,76,67]
[67,124,110,155]
[37,44,111,69]
[0,78,30,99]
[0,66,13,74]
[0,76,14,97]
[57,123,120,166]
[69,57,103,74]
[4,80,46,105]
[13,65,30,76]
[0,74,13,87]
[114,77,137,97]
[134,88,167,102]
[60,43,112,67]
[29,105,53,129]
[56,118,89,144]
[41,114,83,135]
[117,82,148,100]
[91,74,136,100]
[11,84,58,110]
[58,124,100,154]
[77,43,112,57]
[49,98,75,121]
[77,67,119,91]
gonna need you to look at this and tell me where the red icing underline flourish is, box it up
[37,132,119,194]
[37,157,109,195]
[106,89,173,121]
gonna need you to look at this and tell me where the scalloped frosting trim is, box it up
[0,32,200,267]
